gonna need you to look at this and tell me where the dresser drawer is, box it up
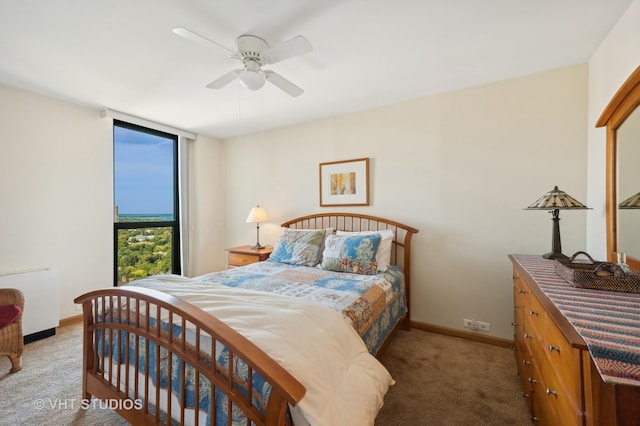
[525,312,582,418]
[541,317,582,397]
[515,339,535,410]
[536,356,583,426]
[228,252,260,267]
[527,364,546,424]
[513,277,527,330]
[514,325,529,366]
[525,291,547,338]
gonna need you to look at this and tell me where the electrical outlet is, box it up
[463,319,490,331]
[463,319,478,329]
[477,321,490,331]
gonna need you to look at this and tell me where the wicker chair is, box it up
[0,288,24,373]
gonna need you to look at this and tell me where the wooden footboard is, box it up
[74,286,305,426]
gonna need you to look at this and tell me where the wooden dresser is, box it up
[509,255,640,425]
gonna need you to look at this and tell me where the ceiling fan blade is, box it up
[264,71,304,97]
[206,70,241,89]
[173,27,235,54]
[263,35,313,64]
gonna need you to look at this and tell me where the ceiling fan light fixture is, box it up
[239,70,265,90]
[173,28,310,96]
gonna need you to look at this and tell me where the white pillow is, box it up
[336,229,394,272]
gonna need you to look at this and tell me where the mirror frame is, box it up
[596,65,640,271]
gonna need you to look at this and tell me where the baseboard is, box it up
[410,320,514,349]
[58,314,83,328]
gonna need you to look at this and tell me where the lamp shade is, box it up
[619,192,640,209]
[246,206,269,223]
[525,186,589,210]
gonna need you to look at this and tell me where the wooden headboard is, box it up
[281,212,419,325]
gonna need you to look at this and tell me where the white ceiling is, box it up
[0,0,633,139]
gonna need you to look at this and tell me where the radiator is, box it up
[0,268,59,342]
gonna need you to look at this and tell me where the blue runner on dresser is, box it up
[512,254,640,386]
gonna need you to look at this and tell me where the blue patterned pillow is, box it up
[320,234,381,274]
[269,228,327,266]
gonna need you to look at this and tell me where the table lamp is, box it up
[525,186,590,259]
[246,205,269,250]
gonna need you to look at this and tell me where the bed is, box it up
[74,212,418,425]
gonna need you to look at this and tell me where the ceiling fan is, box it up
[173,27,312,97]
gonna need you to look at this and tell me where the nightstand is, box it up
[225,245,273,268]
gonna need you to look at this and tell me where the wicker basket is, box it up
[554,251,640,293]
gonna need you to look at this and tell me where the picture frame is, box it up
[319,158,369,206]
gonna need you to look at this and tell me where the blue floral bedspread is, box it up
[194,260,407,355]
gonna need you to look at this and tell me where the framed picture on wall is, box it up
[319,158,369,206]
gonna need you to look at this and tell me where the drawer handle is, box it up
[524,333,533,339]
[546,388,558,398]
[529,310,539,316]
[531,415,538,422]
[511,321,518,326]
[522,392,529,398]
[548,344,560,353]
[522,359,531,366]
[519,289,527,294]
[528,377,537,385]
[514,304,520,309]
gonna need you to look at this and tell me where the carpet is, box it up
[375,329,531,425]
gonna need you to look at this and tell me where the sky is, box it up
[114,125,175,215]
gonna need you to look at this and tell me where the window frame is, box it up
[113,119,182,286]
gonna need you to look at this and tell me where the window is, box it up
[113,120,181,285]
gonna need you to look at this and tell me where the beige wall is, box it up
[0,84,226,319]
[224,65,589,340]
[0,84,113,319]
[188,133,228,276]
